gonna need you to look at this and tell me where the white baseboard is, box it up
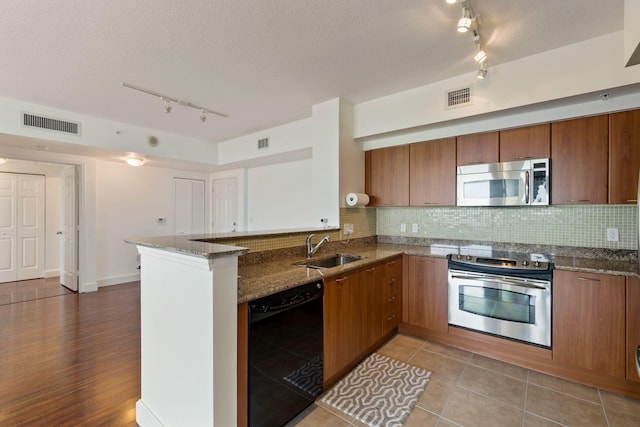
[136,400,164,427]
[45,269,59,278]
[97,273,140,288]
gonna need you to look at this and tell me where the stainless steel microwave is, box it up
[456,158,550,206]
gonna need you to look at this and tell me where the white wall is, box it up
[95,160,209,287]
[246,159,313,230]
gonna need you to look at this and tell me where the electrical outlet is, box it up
[400,223,407,232]
[343,223,354,235]
[412,223,419,233]
[606,227,619,242]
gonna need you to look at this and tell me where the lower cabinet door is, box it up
[553,270,625,378]
[404,256,448,332]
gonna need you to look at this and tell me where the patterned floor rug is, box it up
[320,353,431,427]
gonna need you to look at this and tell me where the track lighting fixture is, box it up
[121,82,229,123]
[474,45,487,63]
[0,158,7,165]
[457,7,472,32]
[477,62,487,79]
[163,98,172,113]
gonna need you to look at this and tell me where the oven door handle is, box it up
[450,274,548,290]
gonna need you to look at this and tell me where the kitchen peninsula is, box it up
[126,235,248,427]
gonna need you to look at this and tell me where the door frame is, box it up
[0,145,97,293]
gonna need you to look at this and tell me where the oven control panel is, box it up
[448,254,552,273]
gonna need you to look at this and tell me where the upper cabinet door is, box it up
[609,110,640,204]
[369,145,410,207]
[499,123,551,162]
[409,138,456,206]
[551,115,609,204]
[456,131,499,166]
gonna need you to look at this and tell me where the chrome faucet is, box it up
[307,234,330,258]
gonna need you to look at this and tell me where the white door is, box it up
[174,178,205,235]
[16,174,45,281]
[0,173,17,282]
[212,177,237,233]
[60,166,78,291]
[0,173,45,283]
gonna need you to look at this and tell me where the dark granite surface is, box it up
[237,236,640,303]
[124,235,249,259]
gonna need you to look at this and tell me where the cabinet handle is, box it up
[387,314,396,321]
[422,202,438,205]
[567,199,590,203]
[420,260,434,264]
[577,277,601,282]
[335,277,348,283]
[627,200,638,202]
[387,296,396,303]
[387,261,396,266]
[387,279,395,285]
[365,267,375,272]
[513,156,533,160]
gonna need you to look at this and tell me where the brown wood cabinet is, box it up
[456,131,499,166]
[552,270,625,378]
[324,256,403,385]
[382,256,402,335]
[324,270,359,382]
[368,145,409,206]
[609,110,640,204]
[403,256,448,332]
[627,276,640,382]
[409,138,456,206]
[551,115,609,204]
[499,123,550,161]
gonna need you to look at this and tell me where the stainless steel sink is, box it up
[297,254,365,269]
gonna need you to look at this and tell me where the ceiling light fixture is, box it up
[0,158,7,165]
[457,7,472,32]
[125,156,147,167]
[445,0,458,4]
[121,82,229,122]
[474,45,487,63]
[200,109,207,122]
[477,62,488,79]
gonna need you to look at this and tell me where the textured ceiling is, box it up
[0,0,625,145]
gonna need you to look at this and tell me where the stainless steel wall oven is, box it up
[447,254,553,348]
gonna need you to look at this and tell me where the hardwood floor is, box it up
[0,276,74,306]
[0,281,141,426]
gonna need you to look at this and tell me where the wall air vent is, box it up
[257,137,269,149]
[445,86,473,109]
[22,112,80,135]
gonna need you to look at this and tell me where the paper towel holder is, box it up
[346,192,370,207]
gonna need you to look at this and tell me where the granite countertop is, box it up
[124,235,249,259]
[238,239,640,304]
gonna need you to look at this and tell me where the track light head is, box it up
[474,45,487,63]
[457,7,472,32]
[200,110,207,122]
[163,98,172,113]
[477,62,488,79]
[445,0,458,4]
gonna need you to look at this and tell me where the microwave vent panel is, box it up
[22,112,81,135]
[445,86,473,109]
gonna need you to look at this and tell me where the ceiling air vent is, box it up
[445,86,473,109]
[257,137,269,149]
[22,112,80,135]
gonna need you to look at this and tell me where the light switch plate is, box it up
[606,227,619,242]
[412,223,419,233]
[343,223,354,235]
[400,223,406,232]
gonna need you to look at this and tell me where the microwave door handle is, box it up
[525,170,530,204]
[450,274,547,290]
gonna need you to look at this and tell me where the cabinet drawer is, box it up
[383,311,400,333]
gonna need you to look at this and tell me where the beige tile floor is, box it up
[288,334,640,427]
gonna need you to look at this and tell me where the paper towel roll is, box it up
[346,193,370,207]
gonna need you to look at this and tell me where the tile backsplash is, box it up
[377,205,638,250]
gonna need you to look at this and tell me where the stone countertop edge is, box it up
[237,242,640,304]
[124,236,249,259]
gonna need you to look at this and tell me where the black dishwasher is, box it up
[248,279,323,427]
